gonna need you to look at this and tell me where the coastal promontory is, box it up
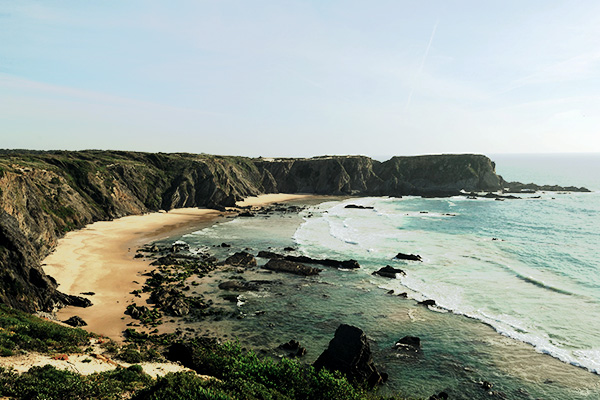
[0,150,588,313]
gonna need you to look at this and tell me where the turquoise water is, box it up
[166,154,600,399]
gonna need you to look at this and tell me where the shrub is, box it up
[118,347,143,363]
[0,304,91,354]
[133,372,231,400]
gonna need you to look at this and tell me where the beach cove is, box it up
[42,189,600,399]
[42,194,314,342]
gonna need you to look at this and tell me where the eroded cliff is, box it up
[0,150,586,312]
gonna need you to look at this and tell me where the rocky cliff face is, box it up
[0,150,572,313]
[373,154,504,196]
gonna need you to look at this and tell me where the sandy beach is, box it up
[42,194,313,342]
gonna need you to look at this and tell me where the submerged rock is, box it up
[373,265,406,278]
[263,259,322,276]
[313,324,385,387]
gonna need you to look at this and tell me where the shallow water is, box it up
[156,155,600,399]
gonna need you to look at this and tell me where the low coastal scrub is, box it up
[0,364,153,399]
[0,304,91,356]
[0,306,418,399]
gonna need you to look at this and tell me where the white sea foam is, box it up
[291,195,600,374]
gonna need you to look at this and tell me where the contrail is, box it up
[404,19,439,112]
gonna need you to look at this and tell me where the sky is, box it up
[1,0,600,158]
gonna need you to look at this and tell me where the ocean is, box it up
[162,153,600,400]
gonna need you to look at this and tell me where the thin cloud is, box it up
[404,19,439,112]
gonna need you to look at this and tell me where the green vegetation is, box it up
[0,304,91,356]
[0,306,417,399]
[148,339,374,400]
[0,364,153,400]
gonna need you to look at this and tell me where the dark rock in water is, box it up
[279,339,307,357]
[218,280,260,292]
[224,251,257,268]
[481,380,494,390]
[429,392,449,400]
[418,299,436,307]
[134,253,144,258]
[257,250,281,259]
[238,211,255,217]
[63,315,87,327]
[344,204,374,209]
[258,251,360,269]
[80,292,95,296]
[387,290,395,295]
[263,259,322,276]
[313,324,385,387]
[222,294,238,302]
[220,243,231,248]
[395,336,421,350]
[283,247,295,251]
[398,292,408,298]
[149,245,160,253]
[373,265,406,278]
[394,252,422,262]
[280,339,301,351]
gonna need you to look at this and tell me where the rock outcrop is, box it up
[313,324,385,387]
[263,259,322,276]
[373,265,406,278]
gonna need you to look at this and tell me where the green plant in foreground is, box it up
[0,304,91,355]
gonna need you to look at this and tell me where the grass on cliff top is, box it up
[0,304,92,356]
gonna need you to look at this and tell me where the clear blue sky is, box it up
[1,1,599,158]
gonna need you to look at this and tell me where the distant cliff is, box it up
[0,150,588,312]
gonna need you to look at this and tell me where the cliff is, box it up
[0,150,587,312]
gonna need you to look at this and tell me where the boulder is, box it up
[258,251,360,269]
[373,265,406,278]
[418,299,436,307]
[279,339,307,358]
[395,336,421,350]
[263,259,322,276]
[257,250,282,259]
[63,315,87,327]
[224,251,257,268]
[313,324,385,387]
[344,204,374,209]
[394,252,422,262]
